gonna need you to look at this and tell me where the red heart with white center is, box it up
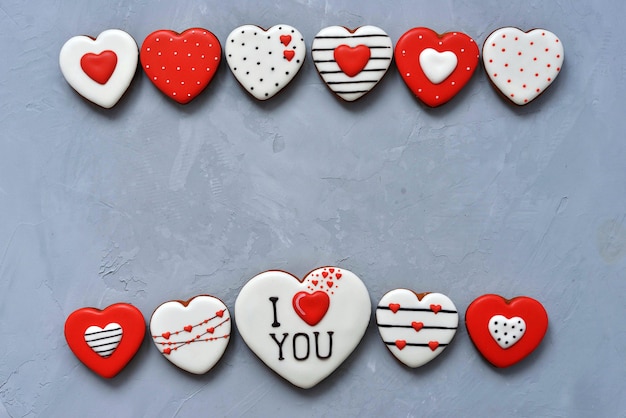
[235,267,370,388]
[140,28,221,104]
[59,29,138,108]
[482,27,564,105]
[64,303,145,378]
[465,294,548,368]
[395,27,479,107]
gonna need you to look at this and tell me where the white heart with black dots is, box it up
[488,315,526,349]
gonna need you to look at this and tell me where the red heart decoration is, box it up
[335,273,342,279]
[283,50,295,61]
[216,309,224,317]
[280,35,292,46]
[207,327,215,334]
[322,271,329,278]
[326,281,334,288]
[465,294,548,368]
[140,28,221,104]
[395,27,479,107]
[292,291,330,326]
[395,340,407,350]
[64,303,145,378]
[329,268,335,273]
[184,325,193,332]
[389,303,401,313]
[333,44,371,77]
[411,321,424,332]
[163,347,172,355]
[430,304,442,314]
[312,280,319,286]
[161,332,171,340]
[428,341,439,351]
[80,50,118,84]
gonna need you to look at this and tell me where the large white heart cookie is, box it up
[235,267,370,388]
[59,29,138,108]
[376,290,458,368]
[312,26,393,101]
[150,295,231,374]
[483,27,564,105]
[225,24,306,100]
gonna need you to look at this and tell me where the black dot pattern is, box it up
[488,315,526,349]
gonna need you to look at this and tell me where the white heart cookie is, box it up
[84,323,122,358]
[235,267,370,389]
[59,29,138,108]
[150,295,231,374]
[483,27,564,105]
[312,26,393,101]
[419,49,458,84]
[376,290,458,368]
[488,315,526,349]
[225,24,306,100]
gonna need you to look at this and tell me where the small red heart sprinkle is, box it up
[163,347,171,355]
[411,322,423,332]
[430,304,442,314]
[162,332,171,339]
[389,303,401,313]
[280,34,292,46]
[329,268,335,273]
[428,341,440,351]
[184,325,193,332]
[322,271,329,278]
[207,327,214,334]
[284,50,295,61]
[312,280,318,286]
[216,310,224,317]
[327,281,333,288]
[335,273,342,279]
[395,340,407,350]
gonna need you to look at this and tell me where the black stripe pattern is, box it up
[84,323,123,358]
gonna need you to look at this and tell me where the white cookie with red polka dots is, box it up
[483,27,563,105]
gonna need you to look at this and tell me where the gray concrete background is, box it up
[1,0,625,416]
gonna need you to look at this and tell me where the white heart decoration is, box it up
[488,315,526,349]
[150,295,231,374]
[235,267,370,389]
[225,24,306,100]
[419,48,458,84]
[84,322,123,358]
[376,290,458,368]
[59,29,138,108]
[483,27,564,105]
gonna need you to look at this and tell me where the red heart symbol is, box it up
[283,50,295,61]
[430,304,442,314]
[80,51,117,84]
[428,341,440,351]
[335,273,342,279]
[395,340,407,350]
[207,327,215,334]
[64,303,145,378]
[216,310,224,318]
[333,44,371,77]
[161,332,171,340]
[389,303,401,313]
[280,34,292,46]
[326,281,334,288]
[465,294,548,368]
[411,321,424,332]
[395,27,479,107]
[292,291,330,326]
[163,347,172,355]
[322,271,329,278]
[311,280,319,286]
[329,268,335,273]
[140,28,221,104]
[184,325,193,332]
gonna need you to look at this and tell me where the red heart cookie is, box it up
[140,28,221,104]
[465,294,548,368]
[64,303,145,378]
[395,27,479,107]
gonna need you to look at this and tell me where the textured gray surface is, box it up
[1,0,625,416]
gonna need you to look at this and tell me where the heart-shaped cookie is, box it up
[395,27,479,107]
[235,267,370,388]
[465,294,548,368]
[225,24,306,100]
[64,303,145,378]
[482,27,564,105]
[140,28,221,104]
[150,295,231,374]
[59,29,138,108]
[376,290,458,368]
[312,26,393,101]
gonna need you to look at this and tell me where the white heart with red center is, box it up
[483,27,564,105]
[84,323,123,358]
[488,315,526,349]
[376,290,458,368]
[59,29,138,108]
[225,24,306,100]
[235,267,370,389]
[419,49,458,84]
[150,295,231,374]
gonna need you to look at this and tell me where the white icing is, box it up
[488,315,526,349]
[225,25,306,100]
[150,295,230,374]
[84,323,122,358]
[235,267,370,389]
[419,48,458,84]
[376,290,458,368]
[312,26,393,101]
[483,27,564,105]
[59,29,138,108]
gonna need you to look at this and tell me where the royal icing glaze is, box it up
[59,29,138,108]
[376,290,458,368]
[312,26,393,101]
[150,295,231,374]
[225,25,306,100]
[465,294,548,368]
[235,267,370,389]
[64,303,145,378]
[482,27,564,105]
[395,27,479,107]
[140,28,221,104]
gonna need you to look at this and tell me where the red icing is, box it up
[80,50,117,84]
[207,327,215,334]
[395,27,479,107]
[311,280,319,286]
[326,281,334,288]
[322,271,329,278]
[329,268,335,273]
[163,347,172,355]
[184,325,193,332]
[389,303,401,313]
[411,321,424,332]
[333,44,371,77]
[280,34,292,46]
[292,291,330,326]
[430,304,442,314]
[428,341,439,351]
[161,332,171,339]
[335,273,342,279]
[395,340,407,350]
[216,310,224,317]
[283,50,295,61]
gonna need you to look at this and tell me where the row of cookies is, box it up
[60,25,564,108]
[65,266,548,389]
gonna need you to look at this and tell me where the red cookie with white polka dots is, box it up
[395,28,479,107]
[140,28,221,104]
[482,27,564,105]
